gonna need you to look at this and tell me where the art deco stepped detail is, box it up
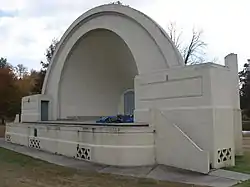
[5,4,242,174]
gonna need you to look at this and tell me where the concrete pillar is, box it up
[225,53,243,156]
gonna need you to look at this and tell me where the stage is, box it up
[5,121,155,167]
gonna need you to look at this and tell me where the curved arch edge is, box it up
[42,4,184,94]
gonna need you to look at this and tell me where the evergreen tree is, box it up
[239,60,250,118]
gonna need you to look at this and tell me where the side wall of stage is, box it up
[5,123,155,166]
[135,58,240,171]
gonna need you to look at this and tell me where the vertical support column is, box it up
[134,75,151,124]
[225,53,243,156]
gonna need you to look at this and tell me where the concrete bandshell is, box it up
[6,4,242,174]
[42,4,184,120]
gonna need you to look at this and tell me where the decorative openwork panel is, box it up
[76,144,91,161]
[5,134,11,142]
[29,138,41,149]
[217,148,232,164]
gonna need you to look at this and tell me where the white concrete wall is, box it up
[21,94,51,122]
[154,109,210,173]
[134,64,214,112]
[134,65,213,160]
[134,63,213,124]
[135,63,236,170]
[209,64,236,167]
[21,95,40,122]
[224,54,243,156]
[59,29,137,118]
[212,107,235,168]
[6,123,155,166]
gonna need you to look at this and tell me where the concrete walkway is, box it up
[0,139,249,187]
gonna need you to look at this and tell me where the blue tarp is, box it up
[96,115,134,123]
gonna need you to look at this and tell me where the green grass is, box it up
[0,147,205,187]
[227,153,250,174]
[0,147,46,167]
[225,152,250,187]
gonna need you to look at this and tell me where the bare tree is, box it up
[167,22,182,50]
[110,1,123,5]
[182,29,207,64]
[109,1,130,6]
[167,22,207,65]
[15,64,28,79]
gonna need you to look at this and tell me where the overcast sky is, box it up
[0,0,249,70]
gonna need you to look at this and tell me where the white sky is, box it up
[0,0,249,70]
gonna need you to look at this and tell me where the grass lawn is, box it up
[0,147,206,187]
[226,151,250,187]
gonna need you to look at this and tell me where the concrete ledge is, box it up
[6,122,155,166]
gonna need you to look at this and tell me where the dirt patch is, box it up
[0,148,206,187]
[0,125,5,137]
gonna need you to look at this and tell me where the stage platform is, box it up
[23,120,149,127]
[5,121,155,167]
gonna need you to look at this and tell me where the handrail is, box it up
[159,111,203,151]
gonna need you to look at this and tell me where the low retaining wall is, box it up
[5,123,155,166]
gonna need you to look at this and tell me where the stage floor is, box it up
[23,120,149,127]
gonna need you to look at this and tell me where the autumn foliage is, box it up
[0,58,41,124]
[0,62,20,124]
[0,40,58,124]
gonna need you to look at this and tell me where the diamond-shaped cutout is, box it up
[29,138,40,150]
[6,135,11,142]
[84,151,88,157]
[76,146,91,161]
[217,148,232,163]
[220,153,223,159]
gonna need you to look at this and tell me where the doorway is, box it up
[41,100,49,121]
[124,90,135,115]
